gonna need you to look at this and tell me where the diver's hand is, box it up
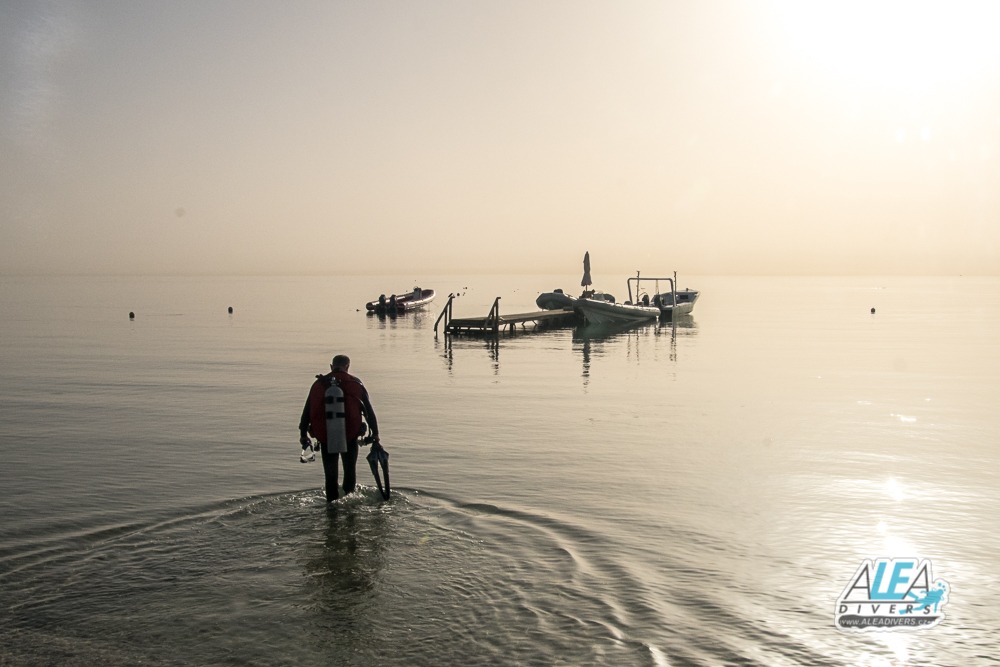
[299,439,316,463]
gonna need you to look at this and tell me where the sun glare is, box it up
[774,0,1000,94]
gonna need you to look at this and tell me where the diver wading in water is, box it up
[299,355,379,502]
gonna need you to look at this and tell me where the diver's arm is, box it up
[298,395,311,442]
[360,389,379,441]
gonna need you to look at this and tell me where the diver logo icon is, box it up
[835,558,949,632]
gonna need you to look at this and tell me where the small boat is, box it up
[535,288,577,310]
[366,287,436,314]
[537,287,620,311]
[574,292,660,326]
[627,272,699,319]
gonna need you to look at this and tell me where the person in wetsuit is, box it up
[299,354,380,502]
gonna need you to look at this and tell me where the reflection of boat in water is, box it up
[627,272,699,319]
[573,319,654,341]
[573,315,698,341]
[574,292,660,326]
[366,287,436,315]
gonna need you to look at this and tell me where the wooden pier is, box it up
[434,295,579,336]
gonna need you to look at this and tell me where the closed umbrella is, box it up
[581,251,592,288]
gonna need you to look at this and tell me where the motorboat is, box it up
[548,251,665,326]
[366,287,436,314]
[627,272,699,319]
[574,292,660,326]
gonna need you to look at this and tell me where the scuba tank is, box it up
[324,378,348,453]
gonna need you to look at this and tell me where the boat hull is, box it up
[574,298,660,326]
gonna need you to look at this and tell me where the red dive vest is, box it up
[307,372,367,444]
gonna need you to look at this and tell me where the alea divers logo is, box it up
[835,558,949,632]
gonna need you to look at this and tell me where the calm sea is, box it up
[1,274,998,666]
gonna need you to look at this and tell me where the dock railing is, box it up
[487,297,501,335]
[434,293,456,336]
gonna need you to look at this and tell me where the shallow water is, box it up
[1,274,998,665]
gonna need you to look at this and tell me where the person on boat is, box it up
[299,354,380,502]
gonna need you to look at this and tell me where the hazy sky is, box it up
[3,0,999,276]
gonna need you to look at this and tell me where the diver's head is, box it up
[331,354,351,372]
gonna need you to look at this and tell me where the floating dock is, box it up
[435,295,578,336]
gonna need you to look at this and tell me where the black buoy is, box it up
[871,307,876,314]
[129,311,135,320]
[228,306,233,314]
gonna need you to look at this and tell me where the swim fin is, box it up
[366,442,390,499]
